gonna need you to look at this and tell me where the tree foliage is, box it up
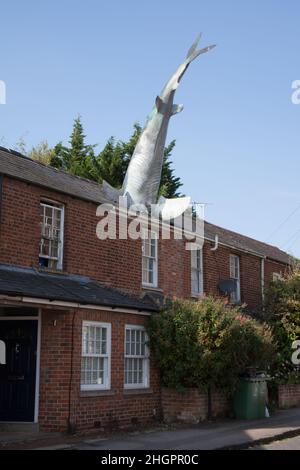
[147,298,276,395]
[48,118,182,199]
[27,141,55,165]
[264,269,300,384]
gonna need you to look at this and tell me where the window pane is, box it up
[142,232,157,286]
[40,202,63,267]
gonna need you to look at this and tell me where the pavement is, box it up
[252,435,300,450]
[1,408,300,450]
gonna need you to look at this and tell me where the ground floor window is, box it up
[124,325,149,389]
[81,321,111,390]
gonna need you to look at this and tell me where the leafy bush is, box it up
[147,297,276,395]
[264,269,300,384]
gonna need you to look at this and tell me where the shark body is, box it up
[103,35,215,218]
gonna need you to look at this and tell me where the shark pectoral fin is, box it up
[102,179,121,203]
[156,196,191,221]
[155,95,168,114]
[171,104,184,115]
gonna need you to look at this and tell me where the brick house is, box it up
[0,147,291,432]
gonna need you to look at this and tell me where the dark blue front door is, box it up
[0,320,38,421]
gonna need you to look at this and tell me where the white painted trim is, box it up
[0,295,152,316]
[81,320,111,391]
[34,309,42,423]
[0,312,41,423]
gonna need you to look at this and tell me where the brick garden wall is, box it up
[278,384,300,409]
[161,388,230,424]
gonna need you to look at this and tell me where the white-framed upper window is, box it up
[230,254,241,303]
[272,272,282,282]
[124,325,149,389]
[142,231,158,287]
[191,248,203,296]
[39,201,64,270]
[81,321,111,391]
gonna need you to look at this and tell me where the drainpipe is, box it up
[210,234,219,251]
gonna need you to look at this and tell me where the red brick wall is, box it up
[39,308,161,432]
[278,384,300,409]
[203,242,262,309]
[264,259,289,284]
[0,177,142,294]
[161,388,230,424]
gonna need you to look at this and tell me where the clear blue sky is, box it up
[1,0,300,257]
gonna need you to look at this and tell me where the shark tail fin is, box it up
[186,34,216,65]
[186,33,202,59]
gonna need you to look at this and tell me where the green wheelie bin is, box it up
[234,373,268,420]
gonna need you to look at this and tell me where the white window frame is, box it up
[191,248,203,297]
[142,230,158,288]
[272,272,282,282]
[81,321,111,391]
[230,254,241,303]
[124,324,150,389]
[39,201,64,270]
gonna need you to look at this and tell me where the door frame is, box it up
[0,308,41,423]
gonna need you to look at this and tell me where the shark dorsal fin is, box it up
[155,95,168,114]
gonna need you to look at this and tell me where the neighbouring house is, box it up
[0,147,291,432]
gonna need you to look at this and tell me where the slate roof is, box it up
[204,221,291,265]
[0,147,292,265]
[0,264,158,312]
[0,146,110,204]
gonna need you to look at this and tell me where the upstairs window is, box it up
[272,272,282,282]
[39,201,64,270]
[142,232,158,287]
[191,248,203,296]
[230,254,241,303]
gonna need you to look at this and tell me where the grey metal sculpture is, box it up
[103,35,215,219]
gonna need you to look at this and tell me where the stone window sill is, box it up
[123,388,153,395]
[80,389,117,398]
[141,286,163,293]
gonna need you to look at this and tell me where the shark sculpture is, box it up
[103,35,215,220]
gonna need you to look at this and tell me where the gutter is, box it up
[0,294,152,316]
